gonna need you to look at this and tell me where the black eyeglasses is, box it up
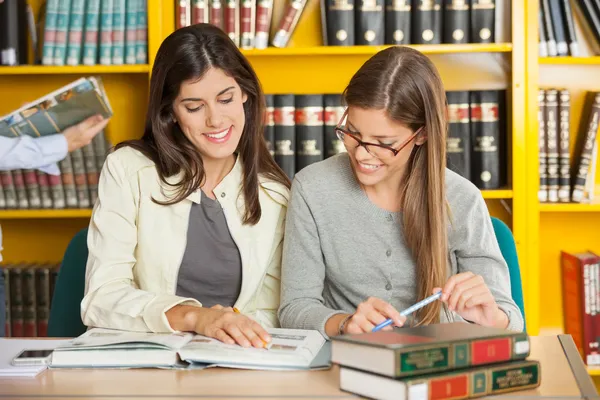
[334,108,424,159]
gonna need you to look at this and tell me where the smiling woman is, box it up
[80,24,291,350]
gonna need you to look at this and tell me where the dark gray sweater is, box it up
[278,153,524,338]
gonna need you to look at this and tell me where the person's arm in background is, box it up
[0,115,109,174]
[0,114,108,337]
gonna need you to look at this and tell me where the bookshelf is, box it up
[1,0,532,344]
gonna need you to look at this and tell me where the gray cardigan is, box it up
[277,153,524,338]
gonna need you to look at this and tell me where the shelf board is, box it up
[539,202,600,212]
[0,209,92,219]
[539,57,600,65]
[242,43,513,57]
[0,65,150,75]
[588,367,600,376]
[481,189,513,199]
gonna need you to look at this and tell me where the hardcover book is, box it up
[331,322,530,378]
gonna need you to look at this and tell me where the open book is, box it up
[50,327,329,370]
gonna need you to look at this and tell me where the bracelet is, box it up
[338,314,353,335]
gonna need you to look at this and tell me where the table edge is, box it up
[558,334,600,399]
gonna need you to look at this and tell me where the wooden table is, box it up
[0,334,597,399]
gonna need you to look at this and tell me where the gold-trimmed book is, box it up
[339,359,541,400]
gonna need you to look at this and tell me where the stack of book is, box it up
[331,322,540,400]
[0,76,113,210]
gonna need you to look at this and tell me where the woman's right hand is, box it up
[343,297,406,334]
[184,307,271,349]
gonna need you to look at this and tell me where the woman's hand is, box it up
[343,297,406,334]
[185,307,272,348]
[436,272,508,329]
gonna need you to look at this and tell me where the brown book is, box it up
[12,170,29,209]
[176,0,192,28]
[240,0,256,48]
[561,251,600,365]
[192,0,209,23]
[558,89,572,202]
[0,171,17,209]
[571,92,600,203]
[35,267,51,337]
[70,148,91,208]
[35,171,54,209]
[271,0,308,47]
[21,267,37,337]
[0,177,6,209]
[545,89,559,203]
[538,89,548,202]
[3,268,11,337]
[22,169,41,208]
[83,142,99,206]
[254,0,273,48]
[209,0,224,29]
[224,0,240,46]
[59,155,79,208]
[9,266,23,337]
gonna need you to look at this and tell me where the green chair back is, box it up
[47,228,89,337]
[491,217,526,332]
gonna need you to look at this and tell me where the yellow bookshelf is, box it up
[1,1,532,337]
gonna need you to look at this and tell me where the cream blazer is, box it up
[80,146,289,333]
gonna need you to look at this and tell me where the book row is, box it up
[2,264,61,338]
[323,0,500,47]
[537,89,599,204]
[0,0,148,66]
[0,131,110,210]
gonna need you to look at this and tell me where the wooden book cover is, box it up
[331,322,530,378]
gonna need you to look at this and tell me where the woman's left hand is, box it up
[434,272,507,328]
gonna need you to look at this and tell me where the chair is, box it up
[47,228,89,338]
[490,217,526,332]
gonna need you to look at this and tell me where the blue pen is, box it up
[371,291,443,332]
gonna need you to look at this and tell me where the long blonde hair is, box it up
[343,46,448,325]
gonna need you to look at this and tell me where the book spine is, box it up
[0,172,17,209]
[3,268,10,337]
[240,0,256,49]
[112,0,127,64]
[125,0,138,63]
[471,0,495,43]
[0,177,5,209]
[22,268,37,337]
[192,0,209,23]
[66,0,86,65]
[224,0,240,46]
[83,143,100,205]
[136,0,147,63]
[561,0,579,56]
[470,90,503,190]
[53,0,73,65]
[46,172,66,209]
[577,0,600,48]
[324,94,346,157]
[12,170,29,209]
[271,0,308,47]
[326,0,355,45]
[264,94,275,156]
[443,0,469,44]
[9,268,23,337]
[295,95,325,172]
[100,0,114,65]
[403,361,540,399]
[545,89,559,202]
[83,0,102,65]
[396,333,530,376]
[541,0,557,56]
[42,0,60,65]
[70,149,91,208]
[538,89,548,203]
[59,155,79,208]
[35,172,54,209]
[176,0,191,28]
[558,89,571,202]
[0,0,18,65]
[446,90,471,181]
[35,268,50,337]
[254,0,273,48]
[273,94,296,179]
[548,0,568,55]
[572,92,600,203]
[412,0,442,44]
[539,5,549,57]
[22,169,41,209]
[385,0,410,44]
[93,130,109,172]
[355,0,385,44]
[210,0,224,28]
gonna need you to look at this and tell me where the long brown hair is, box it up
[115,23,290,225]
[343,46,448,325]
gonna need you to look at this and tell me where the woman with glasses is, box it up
[278,46,524,338]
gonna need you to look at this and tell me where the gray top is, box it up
[278,153,524,338]
[176,190,242,308]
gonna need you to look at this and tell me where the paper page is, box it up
[178,328,326,369]
[58,327,195,351]
[0,338,72,377]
